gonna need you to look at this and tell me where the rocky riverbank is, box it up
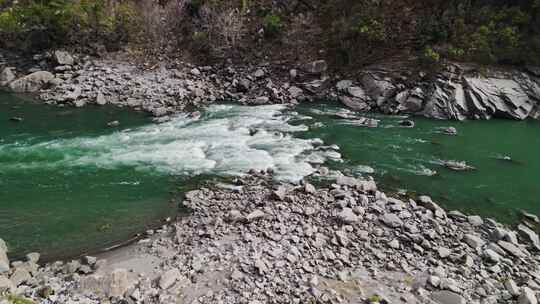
[1,172,539,304]
[2,50,540,121]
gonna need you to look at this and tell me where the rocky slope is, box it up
[334,63,540,121]
[1,172,540,304]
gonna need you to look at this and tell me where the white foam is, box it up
[0,104,331,182]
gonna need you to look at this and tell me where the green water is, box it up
[0,93,321,258]
[1,93,539,259]
[297,102,540,222]
[0,93,177,259]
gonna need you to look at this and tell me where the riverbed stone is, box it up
[431,290,466,304]
[159,269,182,290]
[9,71,54,93]
[336,208,359,224]
[468,215,484,227]
[464,234,485,249]
[96,92,107,105]
[380,213,403,228]
[519,287,538,304]
[518,224,540,250]
[26,252,40,264]
[0,249,9,274]
[302,60,327,74]
[246,210,266,221]
[0,275,15,292]
[498,240,526,257]
[0,67,15,86]
[10,268,31,286]
[108,268,132,297]
[504,279,520,297]
[54,50,74,66]
[438,247,451,259]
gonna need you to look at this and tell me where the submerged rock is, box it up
[442,160,475,171]
[442,127,458,135]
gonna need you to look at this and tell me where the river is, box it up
[1,92,539,258]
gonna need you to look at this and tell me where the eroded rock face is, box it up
[9,71,54,93]
[337,64,540,121]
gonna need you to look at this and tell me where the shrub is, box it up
[419,46,441,66]
[354,18,386,43]
[263,13,283,37]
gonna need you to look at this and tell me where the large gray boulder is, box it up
[54,50,74,66]
[463,77,535,120]
[339,96,370,112]
[360,73,396,107]
[0,67,16,86]
[0,247,9,274]
[423,81,469,120]
[302,60,327,74]
[431,290,466,304]
[9,71,54,93]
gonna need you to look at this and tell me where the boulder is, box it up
[96,92,107,105]
[518,224,540,250]
[336,80,353,91]
[26,252,40,264]
[380,213,403,228]
[108,268,132,297]
[254,96,269,105]
[0,67,16,86]
[54,50,74,66]
[336,208,360,224]
[360,73,395,106]
[463,234,485,249]
[0,247,9,274]
[246,210,266,221]
[302,60,327,74]
[9,71,54,93]
[159,269,182,290]
[431,290,466,304]
[396,88,425,113]
[519,287,538,304]
[9,268,31,286]
[0,239,6,253]
[498,240,526,257]
[339,96,370,112]
[0,275,15,292]
[288,86,303,98]
[463,77,535,120]
[422,81,468,120]
[254,69,265,78]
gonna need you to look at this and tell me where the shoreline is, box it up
[2,172,539,303]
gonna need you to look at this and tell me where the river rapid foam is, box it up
[0,104,330,182]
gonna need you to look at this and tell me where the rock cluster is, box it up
[1,51,332,119]
[2,172,538,304]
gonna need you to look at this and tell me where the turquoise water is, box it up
[0,93,321,258]
[297,103,540,223]
[0,93,178,259]
[1,92,539,258]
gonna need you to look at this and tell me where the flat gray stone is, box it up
[431,290,466,304]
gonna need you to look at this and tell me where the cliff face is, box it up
[335,63,540,120]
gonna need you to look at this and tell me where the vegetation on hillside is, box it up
[0,0,539,67]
